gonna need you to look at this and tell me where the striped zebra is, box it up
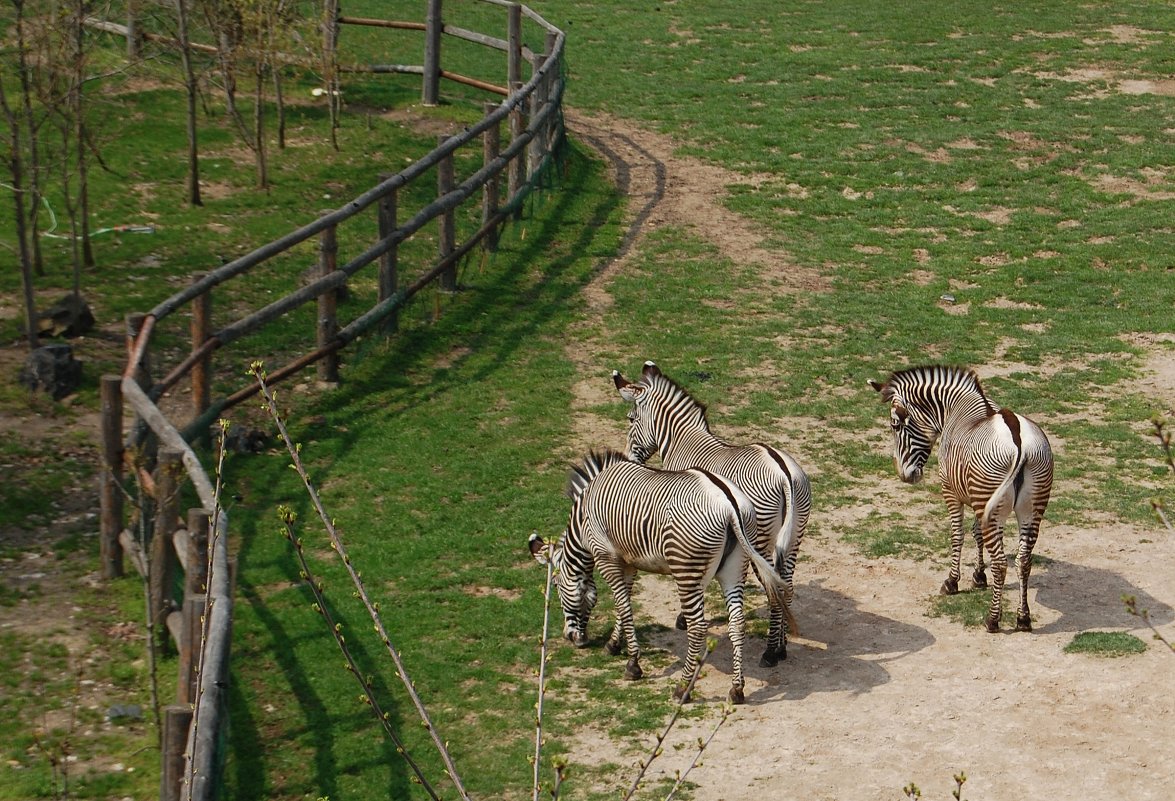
[529,449,787,704]
[868,365,1054,632]
[612,361,811,666]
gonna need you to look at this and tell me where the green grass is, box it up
[1063,631,1148,657]
[4,0,1175,799]
[928,590,1012,629]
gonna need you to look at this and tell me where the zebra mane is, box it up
[566,448,629,501]
[886,365,993,408]
[643,371,711,431]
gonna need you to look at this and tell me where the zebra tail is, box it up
[980,450,1028,527]
[731,505,799,637]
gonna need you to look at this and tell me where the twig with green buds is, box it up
[622,638,717,801]
[251,362,469,801]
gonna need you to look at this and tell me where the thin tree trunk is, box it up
[322,0,340,150]
[253,58,267,189]
[0,78,41,351]
[175,0,203,206]
[14,0,45,277]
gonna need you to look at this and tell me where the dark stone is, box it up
[20,344,83,400]
[37,293,95,338]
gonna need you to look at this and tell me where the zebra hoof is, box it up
[759,645,786,668]
[604,639,623,656]
[1015,614,1033,632]
[728,686,745,705]
[940,577,960,595]
[972,571,988,589]
[984,617,1000,633]
[624,659,643,681]
[675,612,687,631]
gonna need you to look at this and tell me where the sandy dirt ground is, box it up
[559,110,1175,801]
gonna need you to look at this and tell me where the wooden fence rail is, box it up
[98,2,567,799]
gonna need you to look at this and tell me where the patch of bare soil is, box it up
[558,111,1175,801]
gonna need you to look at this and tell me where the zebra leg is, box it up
[1015,516,1042,631]
[971,517,988,588]
[982,524,1007,633]
[723,581,748,705]
[601,564,643,678]
[940,501,967,595]
[673,584,708,703]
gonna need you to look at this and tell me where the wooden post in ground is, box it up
[100,374,125,579]
[151,448,182,653]
[508,81,525,219]
[437,135,457,291]
[162,704,192,801]
[422,0,442,105]
[317,225,340,382]
[190,273,211,426]
[482,102,501,253]
[377,177,399,333]
[528,51,548,181]
[507,4,522,88]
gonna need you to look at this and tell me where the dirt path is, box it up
[560,111,1175,801]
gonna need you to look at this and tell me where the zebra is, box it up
[529,448,788,704]
[612,361,811,666]
[868,365,1054,633]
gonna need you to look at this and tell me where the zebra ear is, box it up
[867,379,884,392]
[642,361,661,378]
[617,382,644,403]
[528,533,551,565]
[612,369,632,390]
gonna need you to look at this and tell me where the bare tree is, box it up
[2,0,42,349]
[174,0,204,205]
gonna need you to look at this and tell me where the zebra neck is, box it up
[659,428,727,470]
[938,393,998,438]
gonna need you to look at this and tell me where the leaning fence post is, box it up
[151,448,182,653]
[190,272,211,425]
[377,177,399,334]
[437,135,457,291]
[100,374,125,579]
[482,102,501,253]
[422,0,442,105]
[317,224,340,382]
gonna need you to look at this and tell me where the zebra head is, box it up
[611,361,664,464]
[530,528,596,648]
[869,377,933,484]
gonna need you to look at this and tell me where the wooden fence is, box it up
[99,2,567,799]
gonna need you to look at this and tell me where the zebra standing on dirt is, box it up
[868,365,1054,632]
[612,361,812,665]
[529,449,790,704]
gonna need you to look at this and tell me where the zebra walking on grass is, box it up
[529,449,788,704]
[868,365,1054,632]
[612,361,811,665]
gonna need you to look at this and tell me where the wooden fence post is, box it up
[528,51,547,181]
[507,3,522,88]
[437,135,457,291]
[162,704,192,801]
[190,272,211,424]
[151,448,182,652]
[317,225,340,382]
[422,0,442,106]
[377,177,399,333]
[508,81,525,219]
[482,102,501,253]
[100,374,125,579]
